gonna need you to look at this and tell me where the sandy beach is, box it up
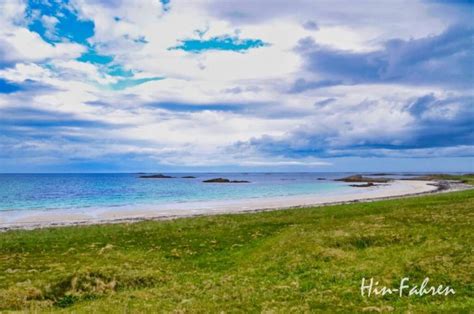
[0,180,469,231]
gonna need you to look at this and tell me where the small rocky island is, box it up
[349,182,376,187]
[182,176,196,179]
[335,175,391,188]
[139,174,174,179]
[203,178,250,183]
[335,175,391,183]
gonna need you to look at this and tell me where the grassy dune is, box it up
[0,179,473,312]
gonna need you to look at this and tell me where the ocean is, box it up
[0,172,365,212]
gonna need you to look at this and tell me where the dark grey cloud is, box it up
[296,24,474,88]
[0,78,59,94]
[0,107,114,129]
[288,78,342,93]
[231,94,474,158]
[302,20,319,31]
[314,98,337,107]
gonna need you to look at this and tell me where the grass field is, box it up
[0,178,473,312]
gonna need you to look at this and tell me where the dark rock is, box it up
[335,175,391,183]
[317,178,326,180]
[203,178,250,183]
[349,182,376,187]
[203,178,230,183]
[436,181,451,191]
[369,173,394,176]
[182,176,196,178]
[139,174,174,179]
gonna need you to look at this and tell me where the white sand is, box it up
[0,180,455,230]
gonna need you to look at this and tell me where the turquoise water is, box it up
[0,173,355,212]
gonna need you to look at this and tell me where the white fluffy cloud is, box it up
[0,0,472,171]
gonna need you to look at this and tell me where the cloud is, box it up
[0,106,116,129]
[0,77,57,94]
[0,28,86,65]
[206,0,461,40]
[314,98,337,107]
[25,0,95,45]
[296,24,474,88]
[0,0,473,171]
[405,94,474,148]
[302,20,319,31]
[222,86,262,94]
[231,93,474,158]
[288,78,342,93]
[147,102,244,113]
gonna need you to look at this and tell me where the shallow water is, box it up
[0,173,361,211]
[0,172,449,212]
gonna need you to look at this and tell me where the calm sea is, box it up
[0,172,438,212]
[0,173,364,212]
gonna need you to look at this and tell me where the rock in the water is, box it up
[349,182,376,187]
[139,174,174,179]
[203,178,250,183]
[203,178,230,183]
[335,175,391,183]
[182,176,196,178]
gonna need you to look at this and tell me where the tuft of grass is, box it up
[0,176,473,312]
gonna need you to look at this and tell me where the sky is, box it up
[0,0,473,173]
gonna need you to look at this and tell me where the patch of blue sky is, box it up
[76,49,133,78]
[106,64,134,77]
[77,49,113,65]
[24,1,155,90]
[26,0,94,45]
[0,79,22,94]
[107,77,164,91]
[170,35,268,53]
[160,0,171,11]
[0,78,56,94]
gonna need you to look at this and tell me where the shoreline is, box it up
[0,180,471,231]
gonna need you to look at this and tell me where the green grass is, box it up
[1,185,473,312]
[410,173,474,185]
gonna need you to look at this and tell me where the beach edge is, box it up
[1,179,472,231]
